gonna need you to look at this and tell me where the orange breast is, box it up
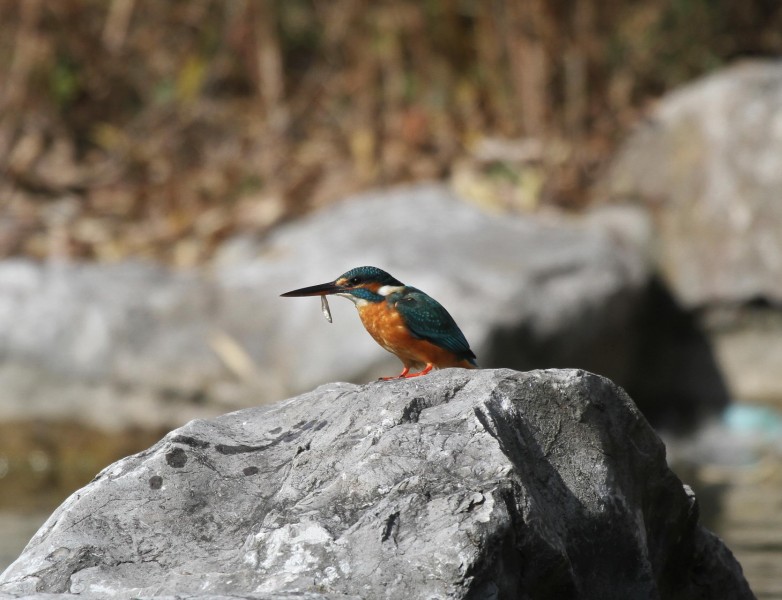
[357,301,473,369]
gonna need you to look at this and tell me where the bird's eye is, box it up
[349,276,361,285]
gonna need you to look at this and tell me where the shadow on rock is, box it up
[482,276,730,432]
[625,277,731,432]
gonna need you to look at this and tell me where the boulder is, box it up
[0,369,754,599]
[605,60,782,309]
[603,60,782,404]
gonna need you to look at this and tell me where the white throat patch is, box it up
[378,285,404,297]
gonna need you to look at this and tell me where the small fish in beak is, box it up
[321,295,333,323]
[280,279,340,323]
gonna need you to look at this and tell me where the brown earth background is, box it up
[2,0,782,266]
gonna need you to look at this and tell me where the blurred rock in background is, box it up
[605,61,782,407]
[0,183,732,429]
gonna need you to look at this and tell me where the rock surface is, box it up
[0,369,754,599]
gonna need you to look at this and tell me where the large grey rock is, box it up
[605,60,782,309]
[0,369,753,599]
[603,61,782,404]
[2,184,684,430]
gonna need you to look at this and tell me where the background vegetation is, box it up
[2,0,781,265]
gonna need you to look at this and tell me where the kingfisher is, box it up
[281,266,478,379]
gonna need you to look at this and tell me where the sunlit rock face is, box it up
[0,369,754,599]
[606,61,782,309]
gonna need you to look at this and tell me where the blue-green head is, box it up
[280,266,404,303]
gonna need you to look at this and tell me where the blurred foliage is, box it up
[1,0,781,265]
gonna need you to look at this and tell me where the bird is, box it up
[281,266,478,379]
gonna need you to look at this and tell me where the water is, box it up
[666,403,782,599]
[0,511,50,573]
[0,421,165,576]
[704,476,782,599]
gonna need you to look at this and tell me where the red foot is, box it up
[379,367,409,381]
[403,363,433,378]
[379,364,433,380]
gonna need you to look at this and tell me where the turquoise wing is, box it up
[394,288,477,363]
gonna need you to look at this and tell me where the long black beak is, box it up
[280,281,342,297]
